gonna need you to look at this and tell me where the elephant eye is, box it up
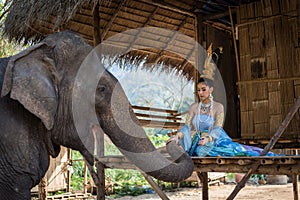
[97,85,106,92]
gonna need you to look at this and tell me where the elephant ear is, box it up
[1,43,59,130]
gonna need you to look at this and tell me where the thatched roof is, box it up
[3,0,254,80]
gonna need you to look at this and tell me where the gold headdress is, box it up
[200,43,217,81]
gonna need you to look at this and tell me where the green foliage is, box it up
[0,35,23,57]
[70,151,90,191]
[69,130,172,196]
[0,0,24,57]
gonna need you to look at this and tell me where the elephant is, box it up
[0,31,193,199]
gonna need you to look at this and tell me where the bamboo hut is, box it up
[3,0,299,146]
[2,0,300,199]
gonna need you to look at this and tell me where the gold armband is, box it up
[185,113,193,128]
[215,112,224,127]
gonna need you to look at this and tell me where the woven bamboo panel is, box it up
[239,55,251,81]
[252,83,268,101]
[239,84,253,112]
[295,80,300,97]
[280,81,295,104]
[237,0,299,140]
[252,99,269,124]
[269,114,282,133]
[268,91,282,114]
[254,122,269,136]
[240,111,254,137]
[282,103,300,134]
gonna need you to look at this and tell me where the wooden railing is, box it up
[132,105,186,129]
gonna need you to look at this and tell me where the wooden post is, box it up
[293,175,299,200]
[228,6,240,82]
[38,176,47,200]
[83,161,88,194]
[194,13,204,101]
[67,148,72,192]
[198,172,209,200]
[293,149,299,200]
[92,1,105,199]
[93,0,101,47]
[227,97,300,200]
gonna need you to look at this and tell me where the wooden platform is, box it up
[192,156,300,175]
[46,193,93,200]
[99,155,300,176]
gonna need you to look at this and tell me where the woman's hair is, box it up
[198,77,214,87]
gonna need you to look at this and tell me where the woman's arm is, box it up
[214,103,225,128]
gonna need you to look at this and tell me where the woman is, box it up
[167,77,276,157]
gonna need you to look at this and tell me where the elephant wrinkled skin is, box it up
[0,31,193,199]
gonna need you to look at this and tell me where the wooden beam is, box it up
[100,0,126,41]
[137,0,195,17]
[227,97,300,200]
[132,105,178,114]
[153,16,189,64]
[93,1,101,46]
[203,20,232,33]
[229,6,240,82]
[203,8,236,20]
[194,13,204,101]
[237,76,300,85]
[139,170,170,200]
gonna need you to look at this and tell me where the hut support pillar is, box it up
[67,148,72,192]
[293,174,299,200]
[38,176,47,200]
[198,172,209,200]
[194,13,204,100]
[92,1,105,199]
[227,97,300,200]
[293,150,299,200]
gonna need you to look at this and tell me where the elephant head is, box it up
[0,30,193,188]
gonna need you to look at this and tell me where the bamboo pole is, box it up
[38,176,47,200]
[92,1,105,199]
[67,149,72,192]
[93,1,101,47]
[293,175,299,200]
[293,149,299,200]
[228,6,240,82]
[198,172,209,200]
[194,13,204,101]
[139,170,170,200]
[227,97,300,200]
[83,162,88,194]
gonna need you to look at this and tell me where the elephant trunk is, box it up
[99,105,194,182]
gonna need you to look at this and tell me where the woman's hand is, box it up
[198,137,210,146]
[166,135,179,145]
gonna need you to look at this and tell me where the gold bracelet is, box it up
[206,136,213,142]
[177,132,183,139]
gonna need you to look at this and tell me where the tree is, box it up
[0,0,22,57]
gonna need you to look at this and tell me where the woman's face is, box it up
[197,82,213,102]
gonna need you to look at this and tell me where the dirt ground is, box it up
[108,183,296,200]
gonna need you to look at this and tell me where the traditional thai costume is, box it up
[178,102,277,157]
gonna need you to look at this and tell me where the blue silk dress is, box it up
[179,114,277,157]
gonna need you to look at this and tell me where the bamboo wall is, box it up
[237,0,300,139]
